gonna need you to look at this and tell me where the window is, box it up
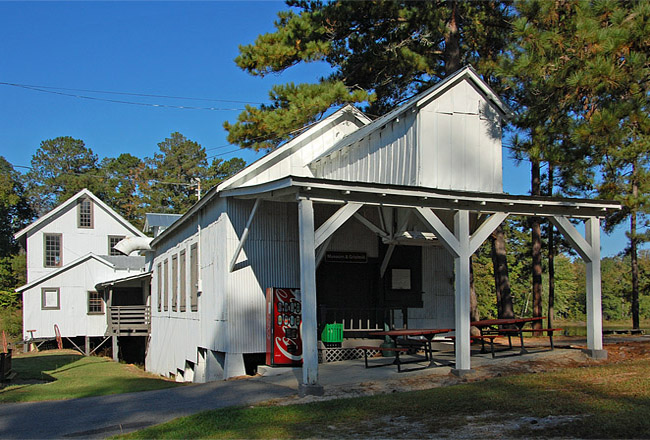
[190,243,199,312]
[179,250,186,312]
[171,254,178,312]
[163,259,169,312]
[41,287,60,310]
[108,236,125,256]
[44,233,62,267]
[88,291,104,314]
[157,263,162,312]
[78,198,93,228]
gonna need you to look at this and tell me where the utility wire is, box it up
[1,82,247,111]
[0,81,264,105]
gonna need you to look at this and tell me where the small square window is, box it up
[78,198,93,228]
[108,236,125,256]
[88,291,104,314]
[42,288,60,310]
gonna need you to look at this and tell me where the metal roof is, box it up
[144,213,182,231]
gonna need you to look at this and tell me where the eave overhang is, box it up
[220,176,622,219]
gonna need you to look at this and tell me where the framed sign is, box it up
[391,268,411,290]
[325,251,367,263]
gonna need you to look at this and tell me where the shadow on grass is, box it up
[11,353,81,381]
[123,359,650,439]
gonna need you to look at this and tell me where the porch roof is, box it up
[219,175,621,218]
[95,271,152,290]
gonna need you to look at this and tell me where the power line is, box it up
[1,82,247,111]
[0,81,264,105]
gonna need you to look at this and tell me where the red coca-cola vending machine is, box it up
[265,287,302,366]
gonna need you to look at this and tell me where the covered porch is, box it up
[223,175,621,395]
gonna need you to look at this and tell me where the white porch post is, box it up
[585,217,605,356]
[453,210,472,373]
[298,198,324,396]
[549,215,606,359]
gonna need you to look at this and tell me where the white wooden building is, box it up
[144,67,619,394]
[15,189,148,348]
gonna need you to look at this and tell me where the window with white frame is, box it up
[87,291,104,314]
[41,287,60,310]
[78,198,93,228]
[44,233,62,267]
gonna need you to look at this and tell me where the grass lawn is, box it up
[120,357,650,439]
[0,349,181,402]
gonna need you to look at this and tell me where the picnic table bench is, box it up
[471,317,562,353]
[355,346,411,372]
[445,334,498,358]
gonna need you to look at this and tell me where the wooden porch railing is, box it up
[319,307,404,335]
[108,306,151,336]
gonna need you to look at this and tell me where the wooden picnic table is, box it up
[471,317,546,353]
[369,328,453,367]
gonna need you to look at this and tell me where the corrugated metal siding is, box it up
[225,199,300,354]
[312,111,419,186]
[146,198,230,379]
[408,245,455,329]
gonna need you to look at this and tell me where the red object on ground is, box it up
[54,324,63,350]
[265,287,302,367]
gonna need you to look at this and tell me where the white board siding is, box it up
[407,245,455,330]
[22,259,131,339]
[235,118,362,189]
[312,111,418,186]
[419,79,503,193]
[26,200,139,282]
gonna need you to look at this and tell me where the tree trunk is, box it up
[531,160,543,329]
[470,256,480,322]
[547,164,555,329]
[444,0,461,75]
[631,162,640,329]
[491,225,514,319]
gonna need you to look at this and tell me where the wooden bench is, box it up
[445,335,498,358]
[356,346,411,372]
[518,328,563,349]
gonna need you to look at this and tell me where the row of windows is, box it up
[41,287,104,314]
[43,234,125,267]
[157,243,199,313]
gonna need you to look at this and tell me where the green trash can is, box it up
[321,323,343,348]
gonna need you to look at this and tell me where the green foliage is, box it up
[142,132,208,214]
[204,157,247,191]
[227,0,514,150]
[0,157,32,255]
[99,153,146,229]
[25,136,101,216]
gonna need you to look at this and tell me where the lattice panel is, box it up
[318,347,379,363]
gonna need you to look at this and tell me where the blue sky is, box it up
[0,1,630,256]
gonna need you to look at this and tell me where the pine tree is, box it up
[142,132,208,214]
[226,0,514,151]
[99,153,146,229]
[503,0,650,329]
[25,136,101,215]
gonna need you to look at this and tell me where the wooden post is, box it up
[84,336,90,356]
[298,198,323,396]
[453,210,472,374]
[585,217,605,357]
[549,215,606,358]
[112,335,119,362]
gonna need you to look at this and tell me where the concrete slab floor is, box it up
[252,341,596,403]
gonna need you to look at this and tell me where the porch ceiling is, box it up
[220,176,621,218]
